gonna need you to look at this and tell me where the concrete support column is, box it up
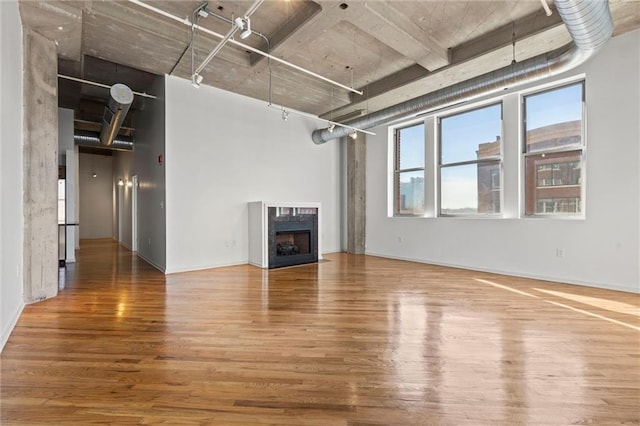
[346,133,366,254]
[22,29,58,303]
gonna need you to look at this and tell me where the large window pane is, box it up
[394,123,425,216]
[441,165,478,214]
[441,104,502,164]
[525,83,582,153]
[441,161,500,215]
[439,103,502,215]
[524,82,584,216]
[525,150,582,215]
[397,171,425,215]
[397,124,424,170]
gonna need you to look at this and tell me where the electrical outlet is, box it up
[556,248,564,258]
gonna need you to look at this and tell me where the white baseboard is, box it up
[1,301,25,353]
[365,251,639,294]
[136,252,166,273]
[164,260,249,275]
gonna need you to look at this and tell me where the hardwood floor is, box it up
[1,239,639,425]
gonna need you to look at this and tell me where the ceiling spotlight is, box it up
[241,20,251,39]
[197,4,209,18]
[117,179,124,187]
[191,73,203,88]
[92,172,97,178]
[349,130,358,140]
[235,16,251,39]
[327,123,335,133]
[282,110,289,121]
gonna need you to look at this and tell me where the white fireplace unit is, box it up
[248,201,322,269]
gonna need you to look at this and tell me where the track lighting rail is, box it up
[267,103,375,137]
[58,74,157,99]
[127,0,363,96]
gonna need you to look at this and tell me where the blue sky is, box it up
[398,124,424,170]
[441,103,502,164]
[526,83,582,130]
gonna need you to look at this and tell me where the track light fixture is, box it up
[197,3,209,18]
[349,130,358,140]
[282,110,289,121]
[234,16,252,39]
[191,73,203,88]
[327,123,335,133]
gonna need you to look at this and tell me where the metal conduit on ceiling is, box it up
[74,131,134,152]
[311,0,613,144]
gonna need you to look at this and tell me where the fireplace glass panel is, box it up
[275,231,311,256]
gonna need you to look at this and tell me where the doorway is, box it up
[132,175,138,252]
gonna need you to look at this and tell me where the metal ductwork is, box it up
[100,83,134,146]
[75,130,134,151]
[312,0,613,144]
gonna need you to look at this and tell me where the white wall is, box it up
[1,0,24,351]
[58,108,77,262]
[165,75,342,273]
[113,150,134,250]
[79,153,114,239]
[134,75,166,270]
[366,30,640,293]
[58,108,74,164]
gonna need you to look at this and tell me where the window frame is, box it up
[393,122,426,217]
[522,80,586,218]
[437,101,504,217]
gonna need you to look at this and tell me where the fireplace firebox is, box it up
[248,202,321,269]
[268,207,318,268]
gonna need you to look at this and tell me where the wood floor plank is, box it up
[1,239,639,425]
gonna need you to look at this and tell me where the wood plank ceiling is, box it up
[17,0,640,132]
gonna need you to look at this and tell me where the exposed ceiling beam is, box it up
[449,8,563,65]
[346,64,430,105]
[249,1,322,66]
[353,2,449,71]
[330,8,565,118]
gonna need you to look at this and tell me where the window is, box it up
[524,82,584,215]
[439,103,502,215]
[394,123,425,215]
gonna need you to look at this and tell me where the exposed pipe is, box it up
[100,83,134,146]
[74,131,134,151]
[311,0,613,144]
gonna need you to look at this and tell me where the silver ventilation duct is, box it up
[312,0,613,144]
[75,130,134,151]
[100,83,134,146]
